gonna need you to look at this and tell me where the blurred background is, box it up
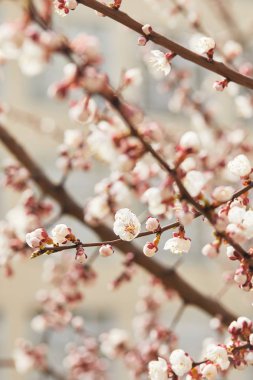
[0,0,253,379]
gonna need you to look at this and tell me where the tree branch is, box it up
[0,122,236,325]
[78,0,253,89]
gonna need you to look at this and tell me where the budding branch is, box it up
[78,0,253,89]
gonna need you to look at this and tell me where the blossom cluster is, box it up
[148,316,253,379]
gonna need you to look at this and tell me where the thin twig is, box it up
[78,0,253,89]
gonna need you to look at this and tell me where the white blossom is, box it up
[183,170,207,197]
[227,206,246,224]
[242,210,253,238]
[13,347,34,374]
[149,50,171,76]
[235,95,253,119]
[51,224,71,244]
[148,357,168,380]
[245,351,253,365]
[113,208,141,241]
[164,236,191,254]
[142,187,166,215]
[87,126,116,163]
[100,328,129,359]
[179,131,200,152]
[226,245,236,259]
[170,349,192,377]
[212,186,234,202]
[194,36,215,55]
[64,129,83,148]
[110,180,132,206]
[223,40,242,60]
[236,316,252,329]
[31,315,47,333]
[19,40,47,76]
[26,228,48,249]
[180,157,197,172]
[205,344,230,370]
[234,271,247,286]
[200,363,217,380]
[0,23,23,59]
[227,154,251,177]
[202,243,218,258]
[145,217,160,232]
[86,195,110,221]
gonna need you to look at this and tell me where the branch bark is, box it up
[78,0,253,89]
[0,122,236,325]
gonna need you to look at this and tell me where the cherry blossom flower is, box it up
[13,339,47,374]
[64,129,84,148]
[183,170,207,197]
[202,243,219,258]
[227,206,246,224]
[51,224,72,244]
[235,95,253,119]
[113,208,141,241]
[205,344,230,370]
[234,269,247,286]
[26,228,49,249]
[149,50,172,76]
[179,131,200,152]
[200,363,217,380]
[142,187,166,215]
[194,36,215,55]
[212,186,234,202]
[100,328,129,359]
[0,22,23,59]
[164,236,191,254]
[169,349,192,377]
[13,346,35,374]
[227,154,251,177]
[18,40,48,76]
[148,357,168,380]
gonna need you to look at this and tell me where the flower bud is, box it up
[145,217,160,232]
[143,242,158,257]
[99,244,114,257]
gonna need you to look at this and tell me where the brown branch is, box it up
[34,222,178,256]
[0,122,237,325]
[78,0,253,89]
